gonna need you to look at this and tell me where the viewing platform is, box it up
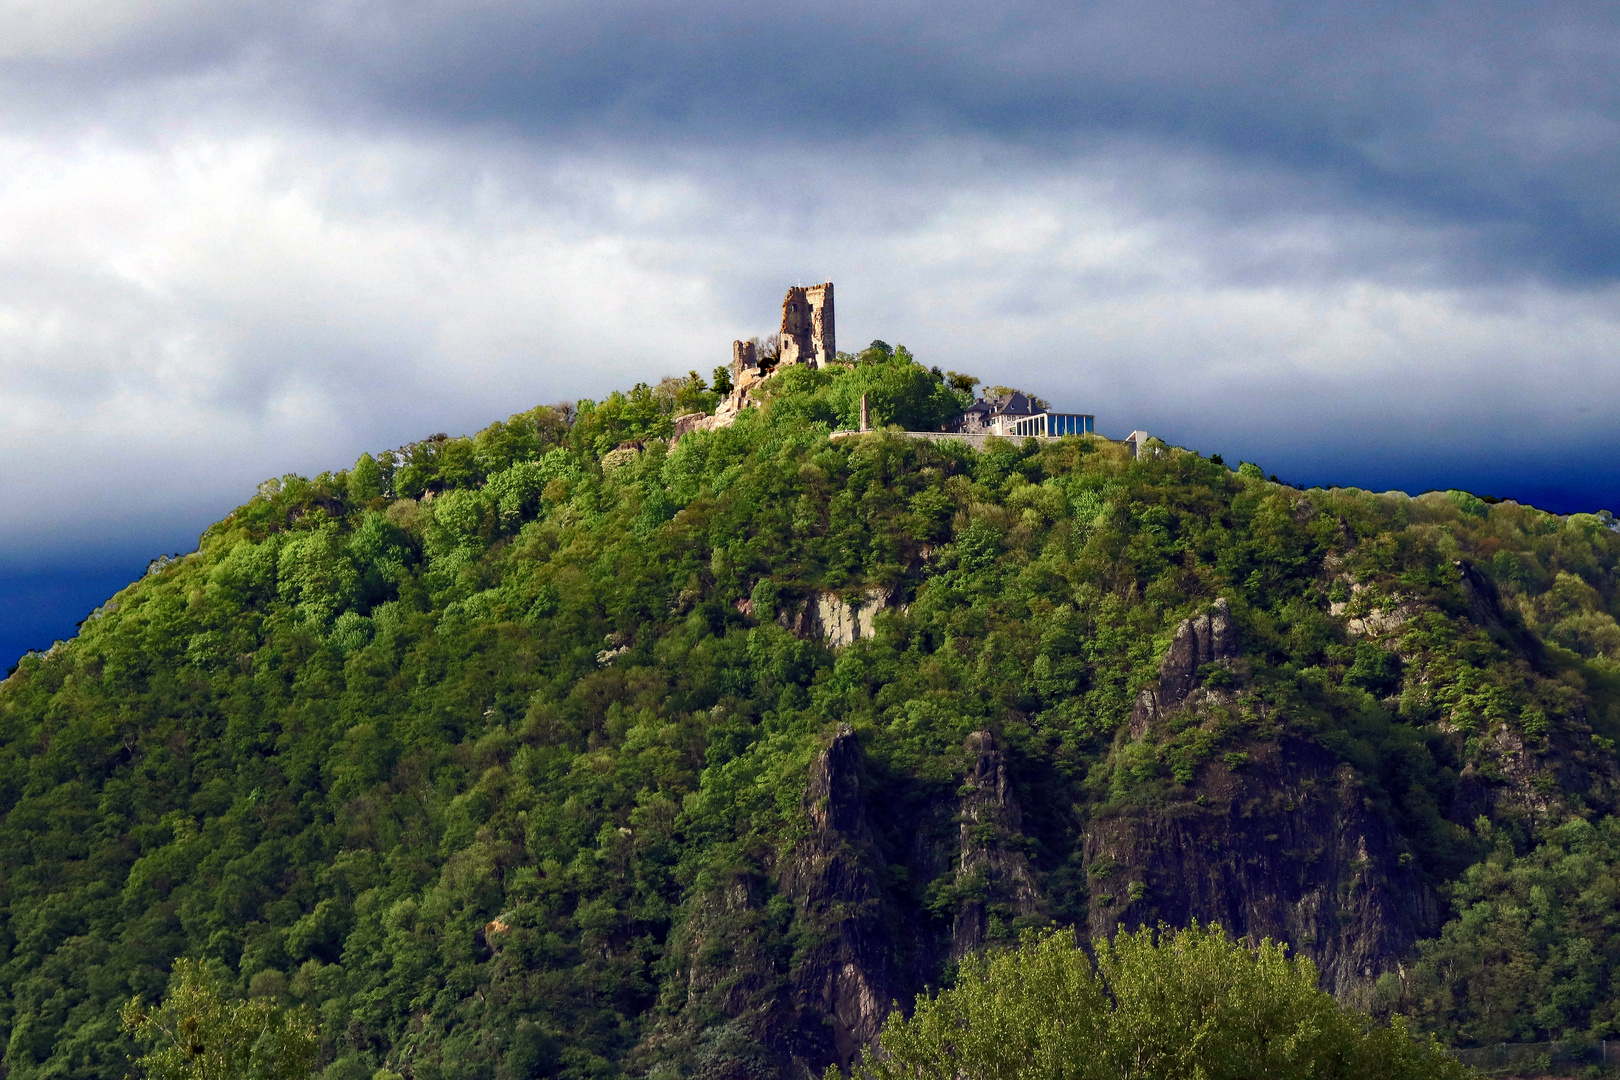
[828,426,1153,457]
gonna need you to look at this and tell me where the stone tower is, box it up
[779,282,835,369]
[732,338,759,378]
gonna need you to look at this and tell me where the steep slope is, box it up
[5,359,1620,1080]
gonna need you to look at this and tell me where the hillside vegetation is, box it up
[5,353,1620,1079]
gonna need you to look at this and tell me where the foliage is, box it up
[758,347,971,432]
[121,959,316,1080]
[2,347,1620,1076]
[1392,816,1620,1044]
[857,925,1468,1080]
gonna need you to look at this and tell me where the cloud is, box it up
[3,0,1620,576]
[12,2,1620,268]
[0,128,752,555]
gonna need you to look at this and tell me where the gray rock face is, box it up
[951,731,1041,959]
[1083,734,1436,1006]
[778,589,890,647]
[1130,598,1236,737]
[813,589,887,647]
[674,870,779,1019]
[1097,597,1435,1006]
[777,725,892,1069]
[1162,597,1236,702]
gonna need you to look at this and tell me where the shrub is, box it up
[854,925,1469,1080]
[122,959,317,1080]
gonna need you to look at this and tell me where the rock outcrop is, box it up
[659,726,894,1079]
[1084,734,1436,1006]
[951,731,1041,959]
[659,725,1053,1076]
[777,588,892,647]
[777,725,892,1069]
[1130,597,1236,737]
[1095,598,1434,1006]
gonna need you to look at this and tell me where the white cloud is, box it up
[0,0,211,61]
[4,118,1620,563]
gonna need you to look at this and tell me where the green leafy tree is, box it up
[347,453,384,503]
[826,348,971,430]
[121,959,317,1080]
[671,370,718,415]
[856,926,1470,1080]
[5,343,1620,1079]
[1397,817,1620,1044]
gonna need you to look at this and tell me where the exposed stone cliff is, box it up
[1128,597,1237,738]
[1083,733,1435,1005]
[950,731,1041,959]
[658,589,1613,1072]
[656,725,897,1080]
[777,725,894,1069]
[1091,599,1434,1004]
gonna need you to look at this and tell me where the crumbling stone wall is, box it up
[732,338,758,375]
[673,282,835,445]
[779,283,835,369]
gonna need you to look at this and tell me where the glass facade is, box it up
[1003,413,1095,437]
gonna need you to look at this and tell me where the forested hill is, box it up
[6,353,1620,1080]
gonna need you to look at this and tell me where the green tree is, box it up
[121,959,317,1080]
[826,349,970,431]
[347,453,384,503]
[672,370,717,414]
[854,926,1470,1080]
[1399,816,1620,1044]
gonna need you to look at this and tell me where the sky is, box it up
[4,0,1620,667]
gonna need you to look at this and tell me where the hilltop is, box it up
[5,349,1620,1080]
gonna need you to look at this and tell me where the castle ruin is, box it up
[728,283,835,384]
[676,283,838,443]
[676,281,1098,450]
[777,282,835,369]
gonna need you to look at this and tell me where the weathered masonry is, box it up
[682,280,1136,455]
[779,282,835,369]
[679,282,838,442]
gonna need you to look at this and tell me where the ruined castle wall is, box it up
[806,282,834,366]
[732,339,758,375]
[780,282,835,369]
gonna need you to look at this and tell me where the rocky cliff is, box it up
[1083,733,1436,1004]
[11,382,1620,1080]
[777,725,893,1070]
[659,724,1049,1078]
[949,731,1041,960]
[1089,598,1434,1002]
[667,588,1616,1062]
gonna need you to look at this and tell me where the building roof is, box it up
[965,391,1041,418]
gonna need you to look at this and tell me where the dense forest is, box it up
[5,347,1620,1079]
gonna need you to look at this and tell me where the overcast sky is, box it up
[5,0,1620,664]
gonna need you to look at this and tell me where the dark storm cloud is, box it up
[16,1,1620,283]
[6,0,1620,664]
